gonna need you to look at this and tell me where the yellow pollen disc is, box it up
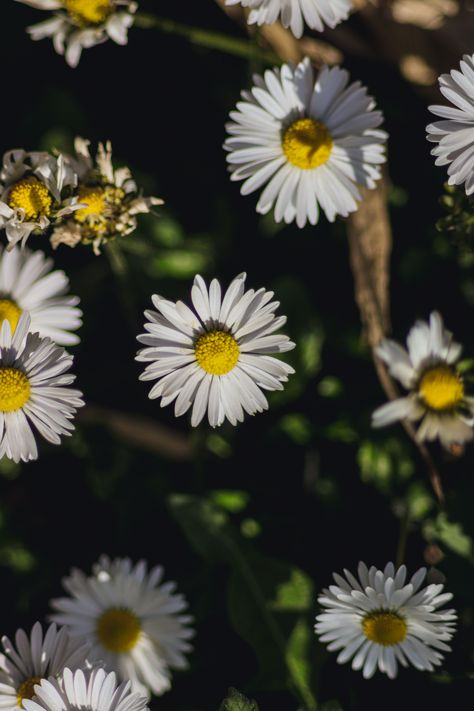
[419,366,464,411]
[194,330,240,375]
[0,299,22,333]
[62,0,113,24]
[282,118,333,170]
[362,611,407,646]
[74,187,107,222]
[0,368,31,412]
[16,676,42,707]
[8,178,52,220]
[96,608,141,653]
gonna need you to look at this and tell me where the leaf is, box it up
[423,512,474,561]
[219,688,259,711]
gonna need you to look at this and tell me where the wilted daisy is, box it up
[17,0,138,68]
[0,312,84,462]
[426,54,474,195]
[51,138,163,254]
[372,311,474,448]
[136,273,295,427]
[0,246,82,346]
[315,561,456,678]
[22,668,148,711]
[49,556,194,698]
[0,622,90,711]
[225,0,353,38]
[224,57,387,228]
[0,149,79,249]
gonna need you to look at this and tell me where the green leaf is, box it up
[219,688,259,711]
[423,512,474,561]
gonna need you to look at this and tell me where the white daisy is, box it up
[0,150,79,249]
[0,622,90,711]
[136,272,295,428]
[315,561,456,679]
[22,668,148,711]
[224,57,387,228]
[0,246,82,346]
[17,0,138,68]
[0,312,84,463]
[225,0,353,38]
[49,556,194,698]
[372,311,474,448]
[51,137,163,255]
[426,54,474,195]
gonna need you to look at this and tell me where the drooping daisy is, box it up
[136,273,295,428]
[0,622,90,711]
[0,312,84,463]
[49,556,194,698]
[225,0,353,38]
[22,668,148,711]
[0,246,82,346]
[51,138,163,255]
[224,57,387,228]
[372,311,474,448]
[0,150,79,249]
[315,561,456,679]
[16,0,138,68]
[426,54,474,195]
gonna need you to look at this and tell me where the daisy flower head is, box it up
[0,150,79,249]
[0,621,90,711]
[315,561,456,679]
[372,311,474,448]
[0,312,84,463]
[224,57,387,228]
[17,0,138,68]
[427,54,474,195]
[51,138,163,255]
[0,245,82,346]
[49,556,194,698]
[136,273,295,428]
[225,0,353,38]
[22,668,149,711]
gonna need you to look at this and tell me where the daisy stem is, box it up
[104,242,137,335]
[395,505,410,568]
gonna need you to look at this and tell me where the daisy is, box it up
[51,138,163,254]
[225,0,353,38]
[0,622,90,711]
[0,149,79,249]
[49,556,194,698]
[315,561,456,679]
[16,0,138,68]
[22,668,148,711]
[224,57,387,228]
[0,312,84,463]
[136,272,295,428]
[426,54,474,195]
[0,245,82,346]
[372,311,474,448]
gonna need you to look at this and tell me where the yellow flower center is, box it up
[16,677,42,708]
[0,368,31,412]
[8,178,52,220]
[74,187,107,221]
[96,608,141,653]
[194,330,240,375]
[419,366,464,411]
[62,0,113,24]
[282,118,333,170]
[0,299,22,334]
[362,611,407,646]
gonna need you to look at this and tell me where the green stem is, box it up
[395,505,410,568]
[104,242,136,334]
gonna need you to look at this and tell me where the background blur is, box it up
[1,1,474,709]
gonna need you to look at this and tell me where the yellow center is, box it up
[282,118,333,170]
[0,299,22,333]
[96,608,141,653]
[419,366,464,411]
[8,178,52,220]
[362,611,407,646]
[74,187,107,222]
[62,0,113,24]
[194,330,240,375]
[0,368,31,412]
[16,676,42,707]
